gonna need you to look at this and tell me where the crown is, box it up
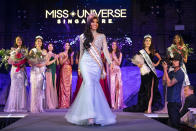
[35,35,43,40]
[144,34,152,39]
[87,13,98,22]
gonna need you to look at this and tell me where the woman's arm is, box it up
[154,52,162,67]
[46,54,56,66]
[79,35,84,65]
[76,57,79,65]
[183,54,188,63]
[112,52,122,66]
[56,54,59,65]
[59,53,68,65]
[59,53,63,65]
[70,52,74,65]
[102,35,112,65]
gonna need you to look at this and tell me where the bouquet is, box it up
[131,54,151,75]
[0,49,11,70]
[9,48,28,72]
[168,44,194,58]
[28,48,47,65]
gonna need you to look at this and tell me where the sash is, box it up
[139,49,157,76]
[87,42,106,79]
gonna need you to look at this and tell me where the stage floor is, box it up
[0,110,177,131]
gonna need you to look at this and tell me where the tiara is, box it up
[35,35,43,40]
[87,13,98,22]
[144,34,152,39]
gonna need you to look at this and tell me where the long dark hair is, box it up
[13,36,25,48]
[64,42,72,60]
[110,41,121,58]
[83,16,100,50]
[172,34,185,46]
[142,37,155,55]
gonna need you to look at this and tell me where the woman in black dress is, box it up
[124,34,163,113]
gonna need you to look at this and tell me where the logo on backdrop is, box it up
[45,9,127,24]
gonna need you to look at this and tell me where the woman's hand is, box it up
[78,68,81,76]
[8,57,14,65]
[137,64,143,68]
[112,51,116,59]
[54,54,59,60]
[71,52,74,57]
[110,63,114,70]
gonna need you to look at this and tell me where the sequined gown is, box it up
[4,66,28,112]
[65,33,116,126]
[58,54,72,108]
[30,65,46,113]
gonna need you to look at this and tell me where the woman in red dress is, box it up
[58,42,74,108]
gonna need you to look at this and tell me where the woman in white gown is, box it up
[4,36,28,112]
[29,36,47,113]
[65,14,116,126]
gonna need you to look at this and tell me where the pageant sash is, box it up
[139,49,157,76]
[87,42,106,79]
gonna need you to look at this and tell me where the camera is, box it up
[160,56,173,66]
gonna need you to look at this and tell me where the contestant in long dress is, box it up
[72,51,111,106]
[109,41,124,109]
[123,35,163,113]
[65,14,116,126]
[45,43,58,109]
[30,36,47,113]
[58,42,74,108]
[4,36,28,112]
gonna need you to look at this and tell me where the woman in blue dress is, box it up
[65,14,116,126]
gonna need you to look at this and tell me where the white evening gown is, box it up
[65,33,116,126]
[4,66,28,112]
[30,66,46,113]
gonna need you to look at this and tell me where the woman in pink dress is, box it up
[58,42,74,108]
[109,41,124,109]
[45,43,58,109]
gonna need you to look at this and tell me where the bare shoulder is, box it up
[59,52,64,56]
